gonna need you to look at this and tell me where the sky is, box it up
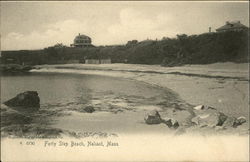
[0,1,249,50]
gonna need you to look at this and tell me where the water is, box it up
[2,72,185,110]
[1,73,186,138]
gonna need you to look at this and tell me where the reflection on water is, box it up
[1,73,189,138]
[1,73,183,111]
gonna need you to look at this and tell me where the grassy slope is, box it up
[1,30,248,65]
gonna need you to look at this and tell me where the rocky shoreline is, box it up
[0,64,34,74]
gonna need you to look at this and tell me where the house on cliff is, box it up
[70,33,93,47]
[216,21,248,32]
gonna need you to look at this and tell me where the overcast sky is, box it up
[1,1,249,50]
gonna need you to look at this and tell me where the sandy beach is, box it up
[34,62,249,118]
[30,62,250,136]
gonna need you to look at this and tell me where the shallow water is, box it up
[1,73,188,138]
[1,73,178,109]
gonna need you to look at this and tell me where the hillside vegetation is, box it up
[1,31,248,66]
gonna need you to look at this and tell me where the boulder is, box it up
[192,104,247,129]
[236,116,246,125]
[162,117,179,129]
[84,106,95,113]
[222,116,237,128]
[191,109,228,127]
[144,110,162,124]
[222,116,246,128]
[4,91,40,110]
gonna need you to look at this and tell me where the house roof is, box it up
[216,21,248,31]
[75,34,91,40]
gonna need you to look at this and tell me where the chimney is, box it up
[226,21,230,25]
[79,33,80,36]
[209,27,211,33]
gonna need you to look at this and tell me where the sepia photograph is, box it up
[0,1,249,161]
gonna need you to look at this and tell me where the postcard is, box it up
[1,1,249,161]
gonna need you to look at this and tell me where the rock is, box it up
[236,116,246,125]
[192,105,246,129]
[84,106,95,113]
[162,117,179,129]
[144,110,162,124]
[222,116,237,128]
[193,105,216,111]
[191,109,228,127]
[215,115,247,128]
[4,91,40,110]
[193,105,205,110]
[233,116,247,127]
[217,112,228,126]
[221,116,246,128]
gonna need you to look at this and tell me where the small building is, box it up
[85,58,111,64]
[216,21,248,32]
[70,33,92,47]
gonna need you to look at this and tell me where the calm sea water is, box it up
[1,73,174,109]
